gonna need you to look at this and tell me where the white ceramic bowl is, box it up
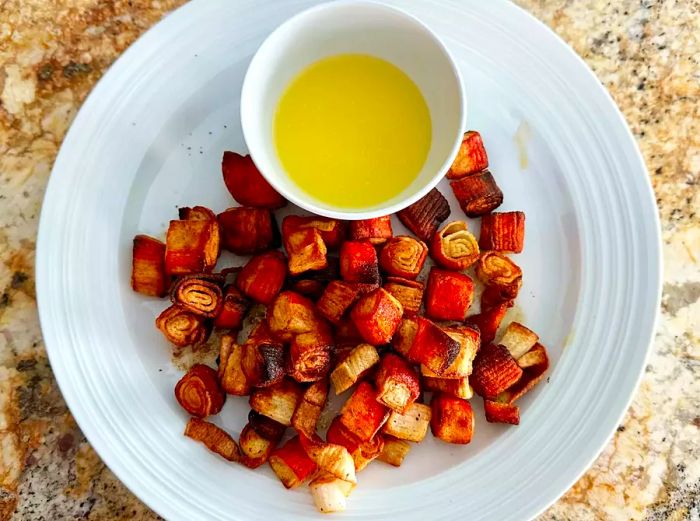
[241,0,465,219]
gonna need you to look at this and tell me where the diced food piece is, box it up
[283,226,328,276]
[430,393,475,444]
[471,343,523,399]
[339,381,390,442]
[421,325,479,379]
[349,216,393,245]
[249,378,303,426]
[397,188,450,241]
[383,277,424,316]
[516,342,549,369]
[484,400,520,425]
[269,435,318,489]
[379,236,428,279]
[498,343,549,404]
[430,221,480,270]
[350,288,403,345]
[219,336,284,394]
[213,285,250,330]
[289,278,326,300]
[221,151,286,208]
[446,131,489,179]
[239,410,286,468]
[393,316,460,375]
[382,402,431,442]
[170,273,224,318]
[476,251,523,295]
[268,291,319,341]
[424,268,474,321]
[155,304,211,348]
[164,219,220,275]
[422,376,473,399]
[326,417,384,471]
[178,205,217,221]
[184,418,240,462]
[390,317,419,358]
[340,240,380,284]
[499,322,539,360]
[282,215,346,249]
[374,353,420,413]
[131,235,168,297]
[450,170,503,217]
[479,211,525,253]
[219,336,251,395]
[292,380,329,438]
[309,472,354,514]
[465,302,510,346]
[330,344,380,394]
[235,251,287,304]
[218,207,277,255]
[288,324,333,383]
[174,364,225,417]
[300,435,357,484]
[316,281,363,324]
[377,437,411,467]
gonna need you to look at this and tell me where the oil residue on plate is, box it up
[514,120,532,170]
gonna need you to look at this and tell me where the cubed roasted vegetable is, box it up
[235,251,287,304]
[283,226,328,276]
[282,215,346,249]
[164,219,220,275]
[174,364,225,417]
[430,393,475,444]
[446,131,489,179]
[498,343,549,404]
[374,353,420,413]
[131,235,168,297]
[377,436,411,467]
[309,472,355,514]
[268,291,320,341]
[396,188,450,241]
[382,402,431,442]
[450,170,503,217]
[213,285,250,330]
[326,416,384,471]
[269,435,318,489]
[349,216,393,245]
[316,281,362,324]
[340,240,380,284]
[465,302,510,346]
[288,323,333,383]
[471,343,523,399]
[484,399,520,425]
[392,316,460,375]
[330,343,380,394]
[499,322,539,360]
[300,435,357,484]
[383,277,424,316]
[222,151,286,208]
[155,304,211,348]
[422,376,473,399]
[422,325,479,379]
[240,410,286,468]
[424,268,474,321]
[292,380,329,438]
[339,381,390,442]
[184,418,240,462]
[218,207,277,255]
[379,236,428,279]
[430,221,480,271]
[178,205,217,221]
[170,273,224,318]
[479,211,525,253]
[249,378,303,426]
[350,288,403,345]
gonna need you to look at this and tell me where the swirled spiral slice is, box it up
[174,364,225,417]
[430,221,479,270]
[155,304,210,348]
[379,236,428,279]
[476,251,523,289]
[170,273,224,318]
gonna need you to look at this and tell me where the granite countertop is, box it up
[0,1,698,519]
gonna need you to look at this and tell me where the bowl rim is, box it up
[239,0,466,220]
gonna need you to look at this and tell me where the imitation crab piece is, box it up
[249,378,304,426]
[184,418,240,462]
[268,291,320,342]
[282,221,328,276]
[219,335,252,395]
[465,302,510,346]
[339,381,390,442]
[326,416,384,472]
[424,268,474,322]
[316,281,363,325]
[484,399,520,425]
[170,273,224,318]
[450,170,504,217]
[499,322,539,360]
[235,251,287,305]
[291,380,329,438]
[479,211,525,253]
[155,304,211,348]
[299,434,357,484]
[213,285,250,330]
[379,235,428,279]
[219,333,285,394]
[374,353,420,414]
[430,221,480,271]
[498,343,550,404]
[174,364,225,418]
[131,235,168,297]
[330,343,380,394]
[446,131,489,179]
[350,288,403,345]
[269,435,318,489]
[288,323,333,383]
[164,218,220,275]
[430,393,475,445]
[397,188,451,242]
[476,251,523,295]
[239,410,287,468]
[349,216,393,245]
[471,343,523,399]
[221,151,286,208]
[383,277,424,316]
[282,215,347,249]
[339,240,380,285]
[309,471,355,514]
[382,402,432,442]
[217,207,277,255]
[377,436,411,467]
[392,316,460,375]
[421,325,479,379]
[422,376,473,400]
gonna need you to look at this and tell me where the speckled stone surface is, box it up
[0,1,697,519]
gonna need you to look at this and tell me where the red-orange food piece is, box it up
[374,353,420,414]
[430,221,480,271]
[339,381,389,442]
[268,291,320,342]
[174,364,225,417]
[498,343,550,404]
[283,226,328,276]
[480,284,520,309]
[484,399,520,425]
[178,205,217,221]
[476,252,523,297]
[379,236,427,279]
[424,268,474,322]
[184,418,240,462]
[326,416,384,471]
[479,211,525,253]
[392,316,460,375]
[155,304,211,348]
[131,235,168,297]
[217,207,277,255]
[349,216,393,245]
[164,219,220,275]
[396,188,450,242]
[446,131,489,179]
[221,151,286,208]
[450,170,503,217]
[213,285,250,330]
[316,281,362,325]
[170,273,224,318]
[471,343,523,399]
[288,323,333,383]
[283,215,347,250]
[339,240,380,284]
[430,393,475,444]
[465,302,510,346]
[235,251,287,304]
[383,277,424,316]
[269,435,318,488]
[350,288,403,345]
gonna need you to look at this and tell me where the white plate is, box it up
[36,1,662,520]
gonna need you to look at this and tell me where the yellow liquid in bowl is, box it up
[274,54,432,209]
